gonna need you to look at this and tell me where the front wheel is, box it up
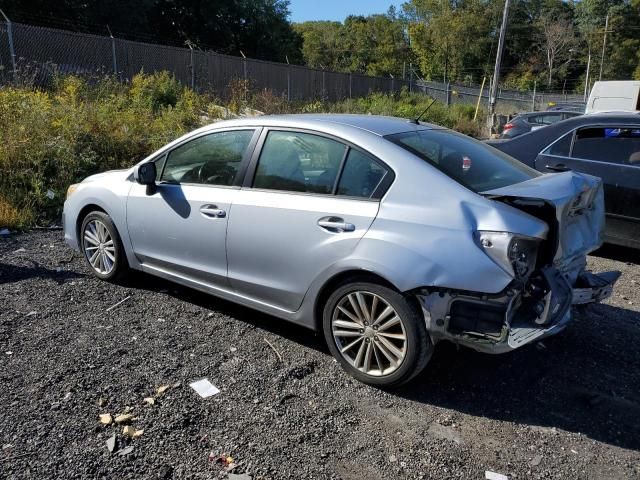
[80,211,129,282]
[322,280,432,387]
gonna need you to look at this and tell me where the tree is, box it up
[538,12,576,86]
[0,0,303,63]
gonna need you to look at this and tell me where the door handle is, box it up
[317,217,356,233]
[545,163,570,172]
[200,205,226,218]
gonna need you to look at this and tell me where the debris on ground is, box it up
[105,434,116,453]
[143,397,155,406]
[114,414,133,424]
[25,311,37,317]
[0,228,10,236]
[264,337,283,362]
[115,445,134,457]
[530,454,543,467]
[99,414,113,425]
[122,426,143,438]
[156,385,170,396]
[105,295,131,312]
[210,452,237,471]
[485,470,509,480]
[13,248,26,254]
[189,378,220,398]
[228,473,252,480]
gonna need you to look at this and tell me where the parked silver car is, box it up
[63,114,619,386]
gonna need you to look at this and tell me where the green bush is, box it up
[0,73,205,228]
[0,74,485,229]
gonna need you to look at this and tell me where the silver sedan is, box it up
[63,114,618,386]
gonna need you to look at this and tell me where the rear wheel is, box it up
[323,280,432,387]
[80,211,129,282]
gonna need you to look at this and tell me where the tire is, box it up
[80,211,129,282]
[322,280,432,387]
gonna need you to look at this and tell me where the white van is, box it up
[585,80,640,113]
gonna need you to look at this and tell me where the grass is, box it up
[0,72,486,229]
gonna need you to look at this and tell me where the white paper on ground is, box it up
[189,378,220,398]
[485,471,509,480]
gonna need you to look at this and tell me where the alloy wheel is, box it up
[331,291,407,376]
[83,220,116,275]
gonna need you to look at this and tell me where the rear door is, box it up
[535,125,640,244]
[226,129,391,312]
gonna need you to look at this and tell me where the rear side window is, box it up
[572,127,640,165]
[544,131,573,157]
[337,149,388,198]
[253,131,346,193]
[386,129,540,192]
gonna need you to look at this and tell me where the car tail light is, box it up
[503,122,514,131]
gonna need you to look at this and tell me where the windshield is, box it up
[386,129,540,192]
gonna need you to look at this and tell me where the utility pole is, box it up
[488,0,511,132]
[599,14,609,82]
[584,44,591,102]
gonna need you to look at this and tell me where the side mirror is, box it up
[134,162,157,185]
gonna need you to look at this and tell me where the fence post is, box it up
[106,25,117,77]
[349,73,352,99]
[531,80,536,111]
[0,9,16,80]
[285,56,291,102]
[187,43,195,90]
[446,82,451,106]
[322,69,326,100]
[411,64,415,93]
[241,51,247,83]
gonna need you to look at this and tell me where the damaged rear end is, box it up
[417,171,620,354]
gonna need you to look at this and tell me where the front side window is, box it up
[253,131,346,193]
[386,129,540,192]
[161,130,255,185]
[571,127,640,165]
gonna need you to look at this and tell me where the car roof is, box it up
[489,111,640,164]
[518,110,579,116]
[200,114,443,137]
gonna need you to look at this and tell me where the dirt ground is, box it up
[1,230,639,479]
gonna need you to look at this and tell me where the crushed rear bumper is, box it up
[417,268,620,354]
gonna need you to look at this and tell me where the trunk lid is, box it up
[481,171,605,282]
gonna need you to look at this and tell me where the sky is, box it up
[288,0,404,23]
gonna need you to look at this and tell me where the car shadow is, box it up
[126,271,640,451]
[397,303,640,451]
[123,270,325,352]
[0,261,86,285]
[592,243,640,265]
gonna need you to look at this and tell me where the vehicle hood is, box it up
[482,171,605,280]
[81,169,129,183]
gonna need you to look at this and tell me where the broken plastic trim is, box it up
[416,266,573,354]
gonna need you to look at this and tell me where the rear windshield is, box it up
[386,129,540,192]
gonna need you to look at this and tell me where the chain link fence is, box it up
[0,20,414,101]
[0,18,585,112]
[418,80,585,113]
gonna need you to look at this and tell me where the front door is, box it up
[127,129,257,285]
[226,130,390,311]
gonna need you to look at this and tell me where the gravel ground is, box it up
[1,230,640,479]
